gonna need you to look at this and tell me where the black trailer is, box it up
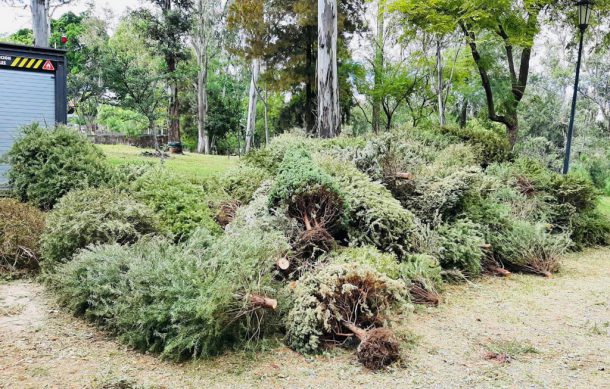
[0,42,67,187]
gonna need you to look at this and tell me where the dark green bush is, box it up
[107,161,155,190]
[286,262,408,354]
[569,209,610,249]
[5,124,109,210]
[0,198,45,272]
[50,219,290,360]
[399,167,482,225]
[436,219,485,277]
[491,220,571,276]
[220,165,270,204]
[40,188,161,272]
[269,147,342,208]
[319,157,417,259]
[131,169,222,240]
[439,122,512,166]
[269,148,344,235]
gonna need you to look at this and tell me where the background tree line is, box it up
[2,0,610,169]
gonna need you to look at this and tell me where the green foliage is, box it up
[49,215,290,360]
[438,123,512,166]
[97,105,149,136]
[399,254,443,290]
[131,169,222,240]
[549,174,599,214]
[41,188,161,272]
[0,199,45,273]
[220,165,270,204]
[326,246,401,279]
[491,221,571,276]
[286,262,409,354]
[319,157,417,259]
[436,219,485,277]
[401,167,483,225]
[570,210,610,249]
[5,125,109,210]
[107,161,155,190]
[269,147,342,208]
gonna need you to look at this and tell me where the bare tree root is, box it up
[343,322,401,370]
[216,200,242,227]
[408,280,441,307]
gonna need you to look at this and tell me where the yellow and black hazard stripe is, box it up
[1,56,55,73]
[11,57,45,69]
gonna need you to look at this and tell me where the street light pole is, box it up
[562,27,586,175]
[563,0,592,175]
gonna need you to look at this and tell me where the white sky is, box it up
[0,0,142,37]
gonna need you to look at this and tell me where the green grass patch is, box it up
[485,340,539,357]
[100,144,238,183]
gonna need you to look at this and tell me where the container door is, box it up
[0,69,56,187]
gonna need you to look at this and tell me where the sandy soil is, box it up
[1,248,609,389]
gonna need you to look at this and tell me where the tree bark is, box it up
[31,0,50,47]
[249,294,278,310]
[194,0,210,154]
[317,0,340,138]
[436,38,446,127]
[372,0,385,133]
[245,58,260,153]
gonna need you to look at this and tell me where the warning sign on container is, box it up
[0,54,56,73]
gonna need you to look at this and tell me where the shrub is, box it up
[0,198,45,272]
[220,165,270,204]
[318,157,417,259]
[50,222,290,360]
[5,124,109,210]
[399,254,443,306]
[326,246,401,279]
[269,148,345,263]
[436,219,485,277]
[107,161,155,191]
[399,254,443,290]
[286,262,409,354]
[131,169,222,240]
[570,209,610,249]
[40,188,161,272]
[399,167,483,225]
[491,220,571,277]
[438,122,512,166]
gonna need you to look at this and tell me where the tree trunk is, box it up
[248,294,278,310]
[371,0,385,133]
[459,99,468,128]
[245,58,260,153]
[317,0,340,138]
[167,55,181,143]
[194,1,210,155]
[305,28,316,134]
[31,0,50,47]
[263,87,269,145]
[436,38,446,127]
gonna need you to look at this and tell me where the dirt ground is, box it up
[1,249,609,389]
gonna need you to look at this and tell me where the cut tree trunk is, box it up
[317,0,340,138]
[245,58,260,153]
[249,294,278,310]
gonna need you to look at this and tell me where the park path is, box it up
[1,248,609,388]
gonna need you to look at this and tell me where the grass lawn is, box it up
[99,144,238,182]
[600,196,610,218]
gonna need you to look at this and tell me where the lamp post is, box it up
[563,0,593,174]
